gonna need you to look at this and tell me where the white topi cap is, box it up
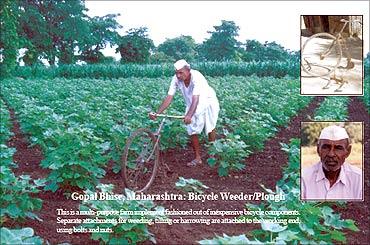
[319,125,349,141]
[174,59,190,70]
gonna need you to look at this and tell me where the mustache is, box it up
[324,157,338,163]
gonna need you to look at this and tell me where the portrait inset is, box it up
[301,122,363,201]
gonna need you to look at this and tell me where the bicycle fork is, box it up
[145,118,166,162]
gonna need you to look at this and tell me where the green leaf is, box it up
[0,227,42,244]
[276,230,299,242]
[7,203,21,217]
[175,177,208,194]
[330,229,346,242]
[0,227,22,244]
[33,178,46,187]
[344,219,360,232]
[125,231,139,243]
[218,166,228,177]
[261,222,287,233]
[44,181,58,192]
[18,227,34,237]
[91,232,110,242]
[121,223,137,231]
[109,237,129,245]
[2,194,13,201]
[198,233,259,244]
[23,236,43,245]
[207,157,217,167]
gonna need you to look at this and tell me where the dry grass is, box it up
[301,143,363,169]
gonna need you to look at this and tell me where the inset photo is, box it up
[300,15,363,95]
[301,122,364,201]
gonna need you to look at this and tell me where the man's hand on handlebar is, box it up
[184,115,192,124]
[149,112,157,120]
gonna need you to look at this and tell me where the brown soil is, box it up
[7,109,48,179]
[5,96,369,244]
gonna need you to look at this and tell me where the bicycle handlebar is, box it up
[341,19,362,24]
[153,113,185,119]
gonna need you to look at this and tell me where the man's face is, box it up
[317,139,351,172]
[175,67,190,81]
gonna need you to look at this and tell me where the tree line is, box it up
[0,0,298,76]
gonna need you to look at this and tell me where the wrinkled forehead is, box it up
[175,67,190,74]
[318,138,349,147]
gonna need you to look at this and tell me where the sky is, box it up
[85,1,369,59]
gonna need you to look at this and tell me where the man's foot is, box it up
[187,159,202,167]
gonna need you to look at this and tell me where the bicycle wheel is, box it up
[301,33,342,77]
[122,128,159,192]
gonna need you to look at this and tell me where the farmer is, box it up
[301,125,362,200]
[149,59,219,166]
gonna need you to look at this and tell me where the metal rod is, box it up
[155,114,185,119]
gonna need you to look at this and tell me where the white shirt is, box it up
[167,69,218,115]
[301,162,363,200]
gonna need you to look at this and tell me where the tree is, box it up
[149,51,173,64]
[198,20,241,61]
[157,35,197,62]
[16,0,121,65]
[79,14,121,64]
[242,39,265,61]
[18,0,89,65]
[17,0,50,65]
[0,0,21,76]
[262,41,291,61]
[241,39,293,62]
[116,27,154,63]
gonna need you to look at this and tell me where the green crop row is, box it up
[0,99,13,144]
[363,58,370,112]
[200,139,359,244]
[1,75,310,190]
[12,61,298,79]
[365,55,370,75]
[0,98,16,170]
[0,100,45,244]
[314,97,349,121]
[0,99,16,169]
[1,99,43,223]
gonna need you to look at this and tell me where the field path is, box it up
[7,108,48,178]
[103,96,324,244]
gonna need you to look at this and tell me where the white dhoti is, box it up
[167,69,220,135]
[186,99,220,135]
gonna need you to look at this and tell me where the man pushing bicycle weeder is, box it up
[149,59,219,167]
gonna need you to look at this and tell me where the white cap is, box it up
[319,125,349,141]
[174,59,190,70]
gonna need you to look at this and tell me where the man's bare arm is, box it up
[157,95,174,114]
[149,95,174,120]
